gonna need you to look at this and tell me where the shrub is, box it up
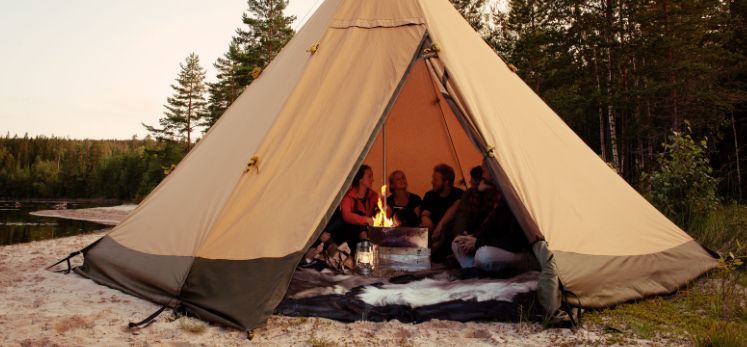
[641,124,719,231]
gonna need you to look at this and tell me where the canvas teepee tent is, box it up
[67,0,717,331]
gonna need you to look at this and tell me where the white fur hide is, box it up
[288,269,384,299]
[357,272,539,308]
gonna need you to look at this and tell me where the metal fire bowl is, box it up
[366,226,428,248]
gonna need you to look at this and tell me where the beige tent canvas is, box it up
[63,0,717,331]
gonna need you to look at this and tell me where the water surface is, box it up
[0,201,114,246]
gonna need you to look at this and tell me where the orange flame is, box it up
[373,185,395,227]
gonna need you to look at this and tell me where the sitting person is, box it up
[420,164,464,234]
[451,174,537,275]
[431,163,496,262]
[386,170,422,227]
[301,230,354,272]
[300,237,327,270]
[469,165,483,189]
[336,164,380,254]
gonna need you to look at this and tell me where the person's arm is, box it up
[432,200,460,239]
[420,210,433,228]
[340,196,370,225]
[412,195,422,220]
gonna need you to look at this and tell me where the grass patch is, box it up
[54,315,94,334]
[585,204,747,345]
[177,317,207,334]
[689,204,747,254]
[305,318,337,347]
[307,336,336,347]
[585,275,746,343]
[694,322,747,347]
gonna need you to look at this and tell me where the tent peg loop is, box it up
[307,42,319,55]
[244,156,260,174]
[485,145,496,159]
[422,43,440,58]
[251,66,262,79]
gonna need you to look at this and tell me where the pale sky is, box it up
[0,0,323,140]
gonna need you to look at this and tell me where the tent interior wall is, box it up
[364,59,483,196]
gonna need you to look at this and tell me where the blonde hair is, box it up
[388,170,405,187]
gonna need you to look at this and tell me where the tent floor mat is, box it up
[275,267,540,323]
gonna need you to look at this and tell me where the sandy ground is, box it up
[29,205,137,226]
[0,207,654,346]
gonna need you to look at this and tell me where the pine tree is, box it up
[144,53,207,150]
[238,0,295,67]
[203,0,295,129]
[203,42,244,128]
[450,0,488,33]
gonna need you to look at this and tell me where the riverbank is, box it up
[29,205,137,226]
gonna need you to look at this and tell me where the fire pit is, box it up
[367,226,428,248]
[367,226,430,273]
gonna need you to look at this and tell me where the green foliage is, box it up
[642,126,719,230]
[693,204,747,255]
[449,0,488,33]
[238,0,295,66]
[203,42,245,127]
[695,322,747,347]
[487,0,747,196]
[0,136,184,201]
[30,159,59,197]
[203,0,295,128]
[93,149,146,200]
[716,250,746,320]
[136,141,185,199]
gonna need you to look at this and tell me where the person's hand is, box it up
[327,243,338,255]
[304,244,323,261]
[320,231,331,243]
[454,235,476,253]
[366,217,375,226]
[432,224,443,240]
[420,216,433,228]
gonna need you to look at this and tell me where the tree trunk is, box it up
[733,110,743,201]
[593,46,607,160]
[643,55,654,166]
[187,84,193,151]
[662,0,680,130]
[605,0,620,169]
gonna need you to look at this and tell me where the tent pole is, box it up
[382,123,388,212]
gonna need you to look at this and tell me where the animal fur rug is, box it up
[277,268,540,323]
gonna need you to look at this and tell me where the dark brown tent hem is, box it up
[75,236,189,308]
[178,252,305,331]
[556,240,718,308]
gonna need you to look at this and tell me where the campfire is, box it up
[373,185,395,227]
